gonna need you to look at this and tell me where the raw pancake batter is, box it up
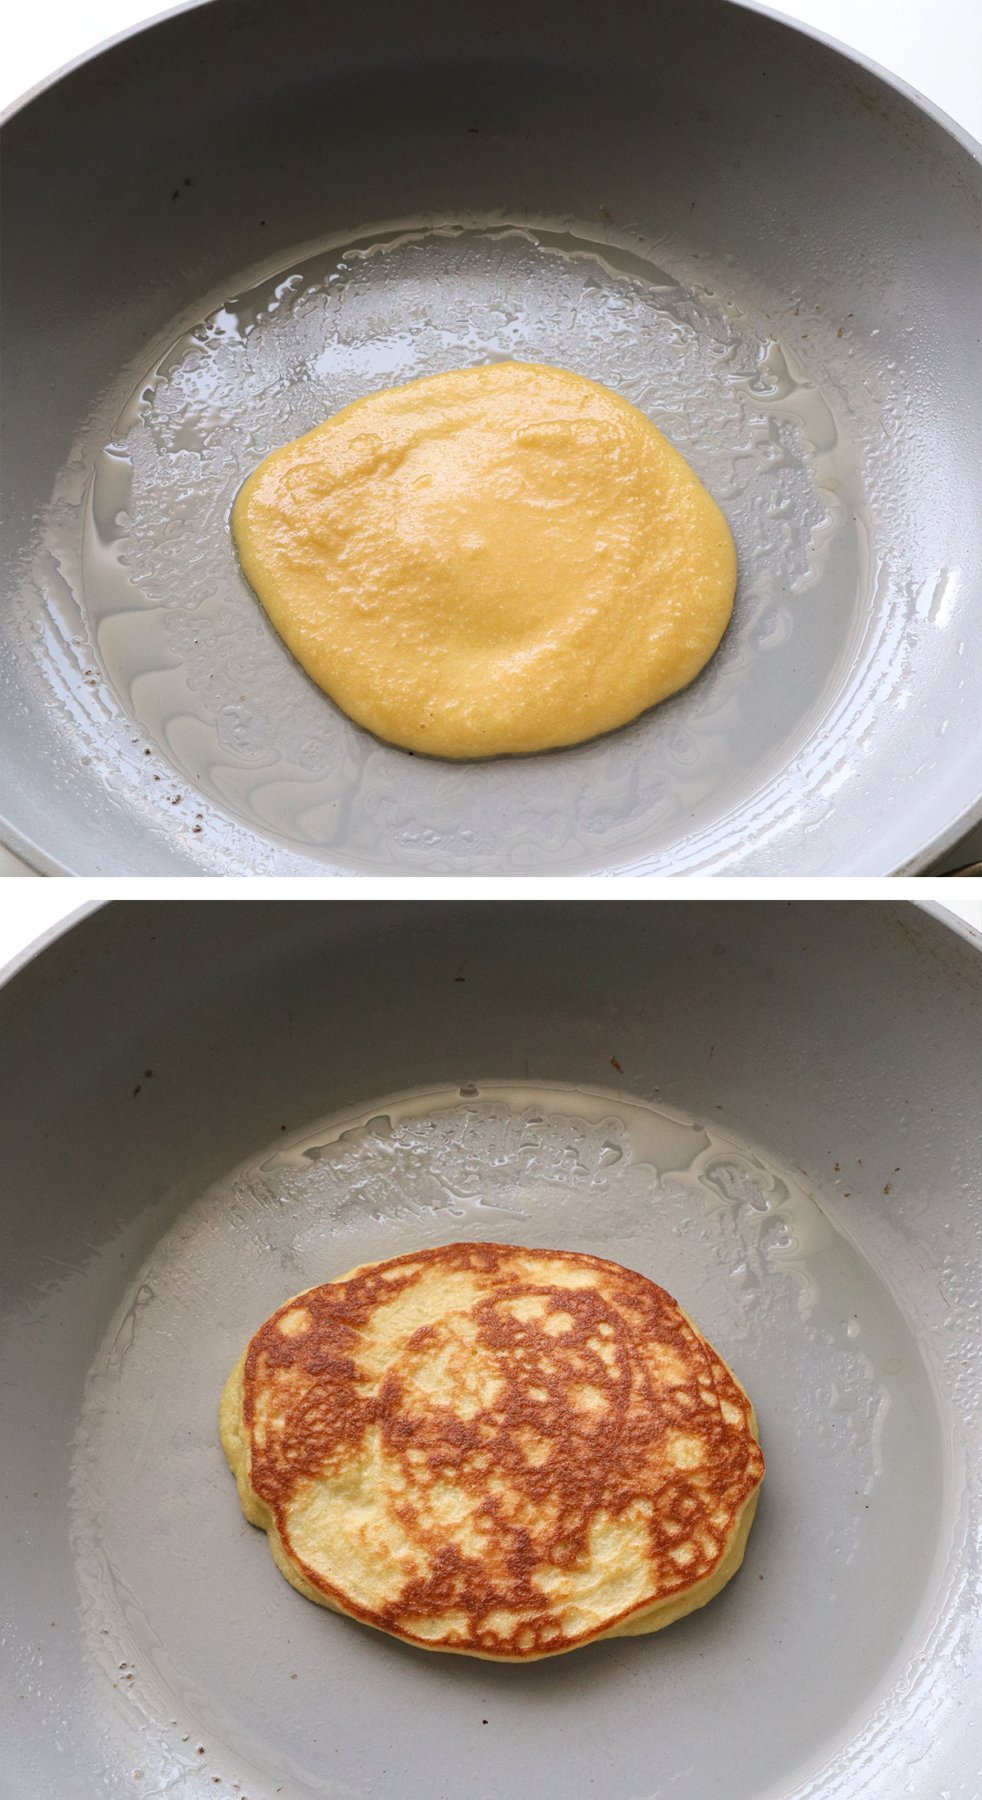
[221,1242,764,1660]
[233,362,737,758]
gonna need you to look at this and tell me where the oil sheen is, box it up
[63,220,864,871]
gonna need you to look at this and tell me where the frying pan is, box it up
[1,0,980,874]
[1,899,980,1798]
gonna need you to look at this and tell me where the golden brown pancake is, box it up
[220,1243,763,1660]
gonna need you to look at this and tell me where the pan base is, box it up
[35,219,869,871]
[68,1081,945,1797]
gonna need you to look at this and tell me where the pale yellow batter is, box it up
[233,362,737,758]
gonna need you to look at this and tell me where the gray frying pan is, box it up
[1,0,980,874]
[1,899,980,1796]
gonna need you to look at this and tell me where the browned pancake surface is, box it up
[232,1243,763,1657]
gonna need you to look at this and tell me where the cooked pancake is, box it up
[220,1242,763,1660]
[231,362,737,758]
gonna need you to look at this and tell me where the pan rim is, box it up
[3,0,979,161]
[0,896,978,1001]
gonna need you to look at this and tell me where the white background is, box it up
[1,2,980,895]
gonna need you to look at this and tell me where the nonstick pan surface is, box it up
[2,0,980,873]
[1,901,980,1796]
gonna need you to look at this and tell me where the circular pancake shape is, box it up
[220,1243,764,1660]
[231,363,737,758]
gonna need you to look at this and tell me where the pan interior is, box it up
[33,218,872,873]
[65,1081,944,1799]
